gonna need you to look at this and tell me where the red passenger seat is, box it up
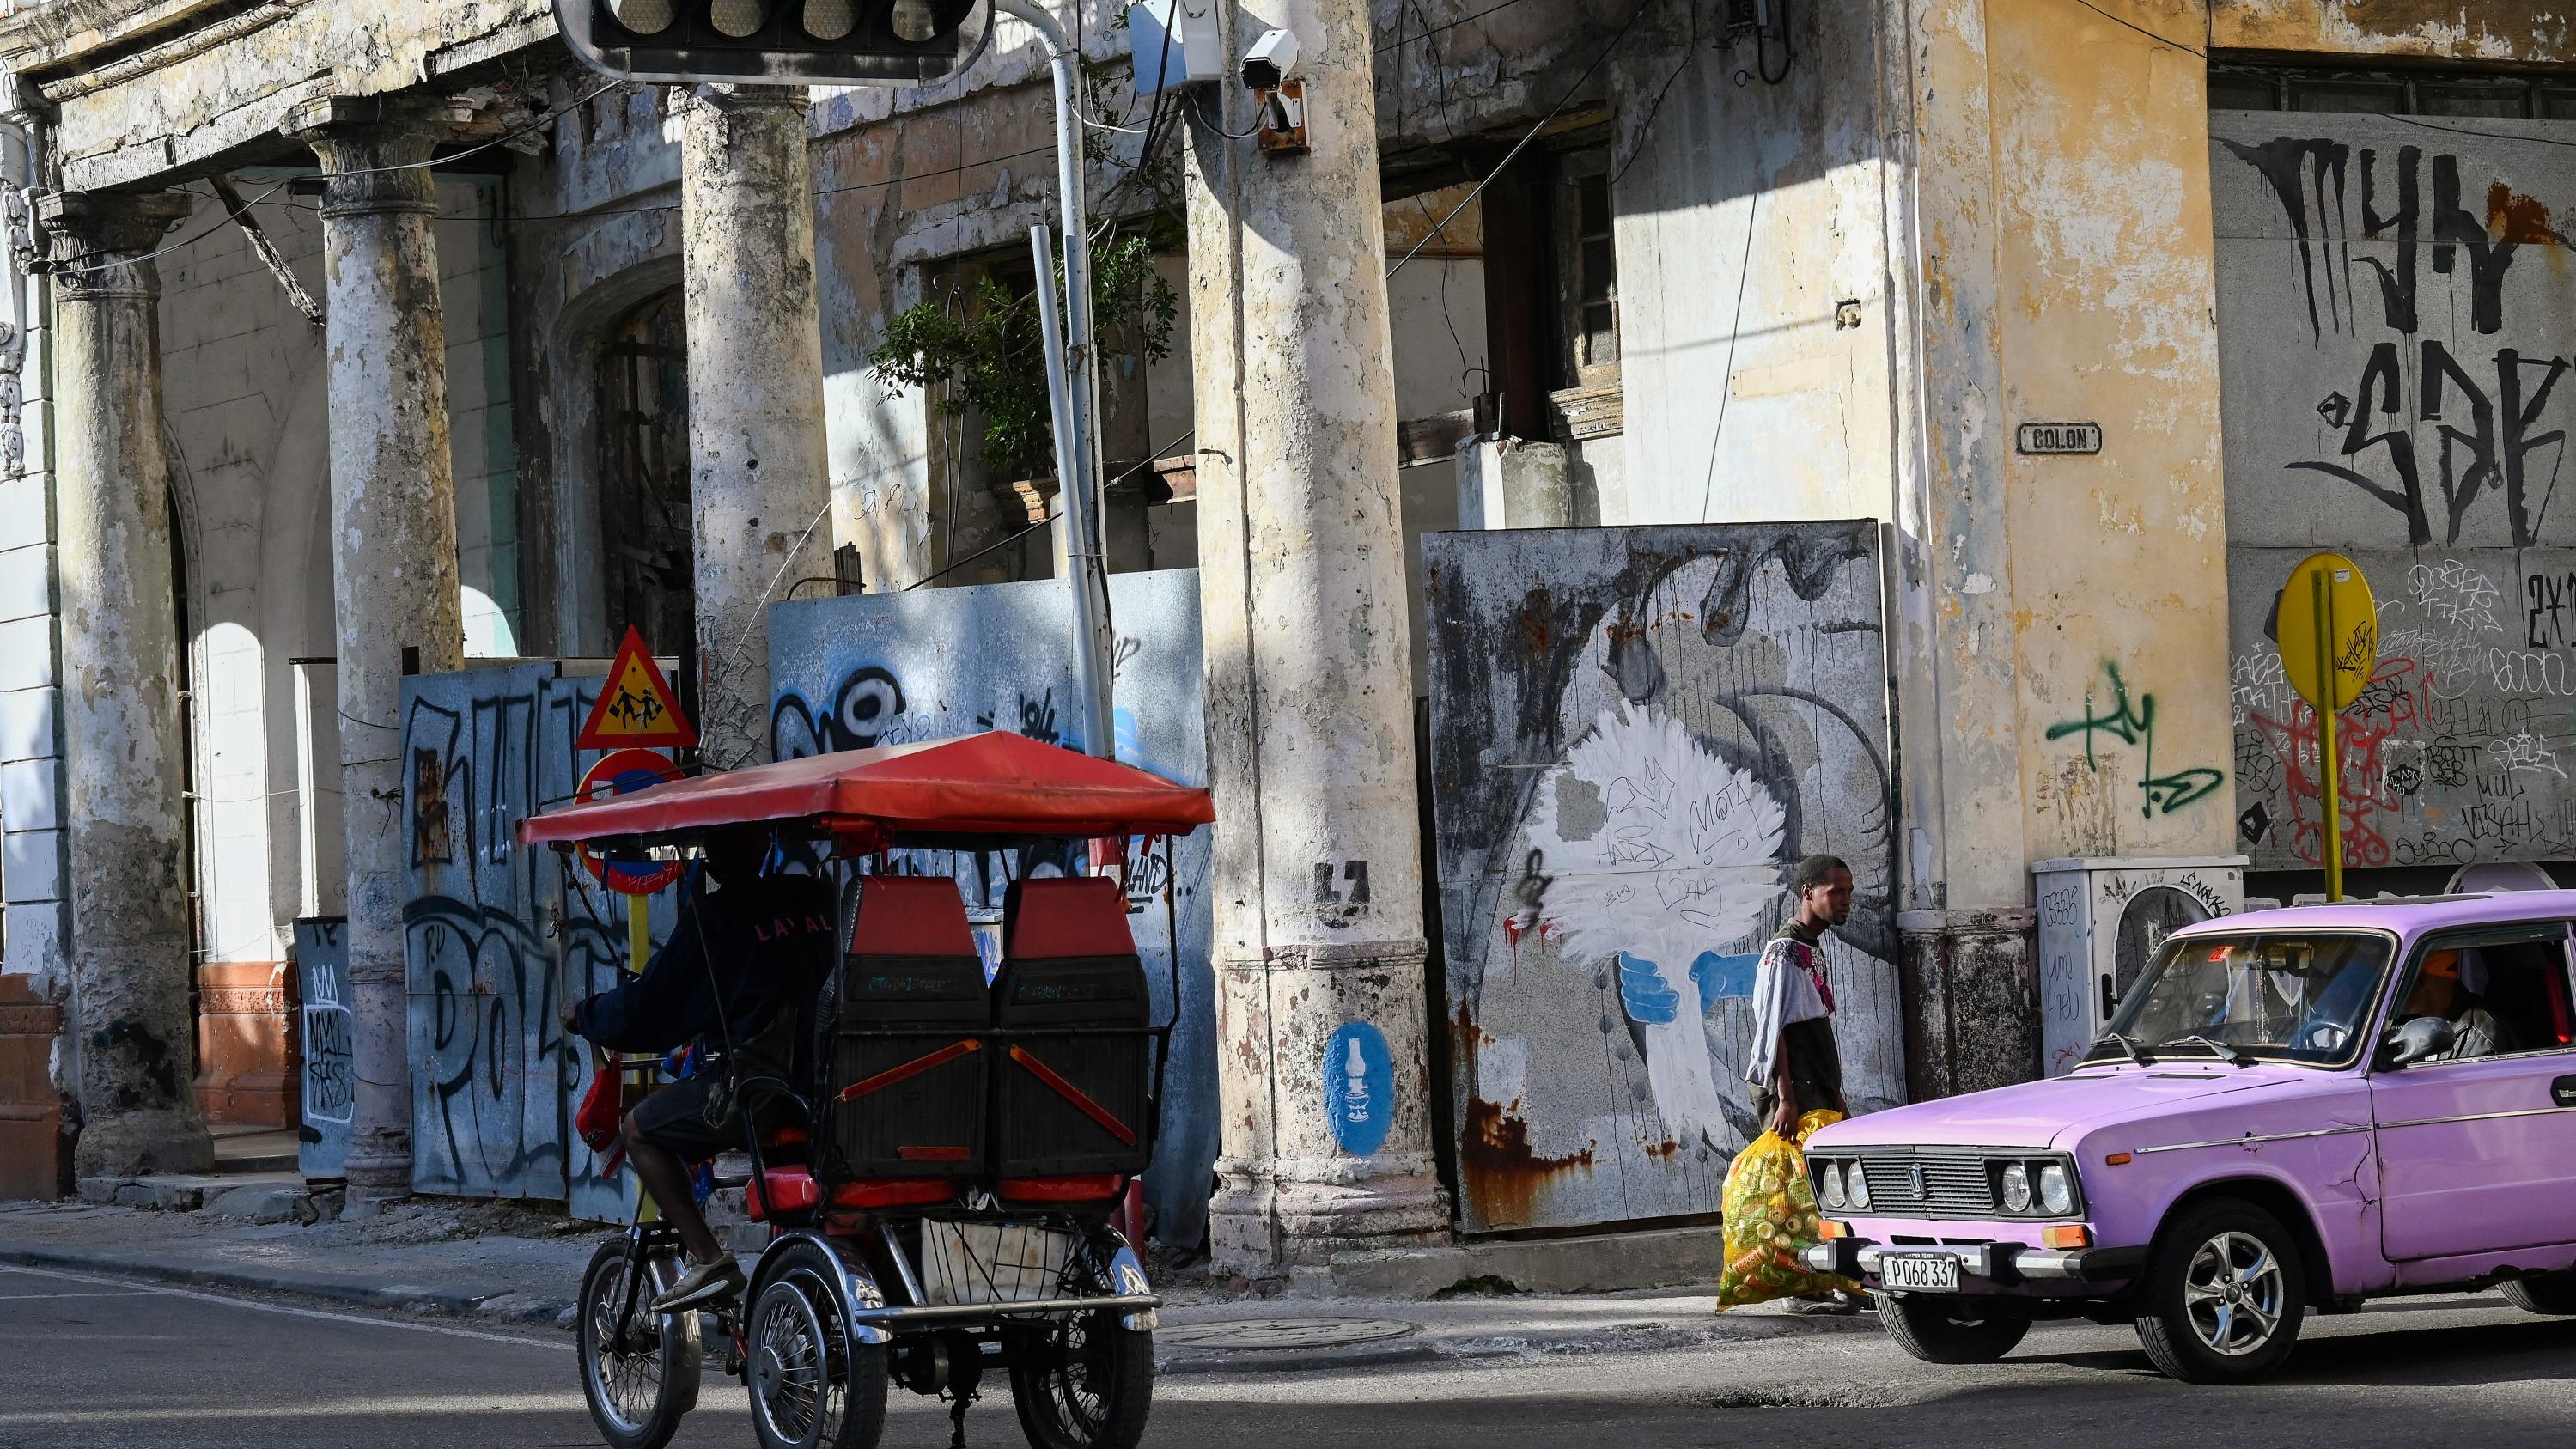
[829,876,992,1178]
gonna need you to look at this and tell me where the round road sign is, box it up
[575,747,685,895]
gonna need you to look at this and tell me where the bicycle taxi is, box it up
[518,731,1214,1449]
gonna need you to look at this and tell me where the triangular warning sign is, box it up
[577,626,698,752]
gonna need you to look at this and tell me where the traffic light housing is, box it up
[557,0,990,86]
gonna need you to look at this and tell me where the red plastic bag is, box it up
[575,1061,625,1177]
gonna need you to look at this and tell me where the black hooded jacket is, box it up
[571,867,837,1058]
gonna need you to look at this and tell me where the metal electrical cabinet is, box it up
[2033,856,2249,1077]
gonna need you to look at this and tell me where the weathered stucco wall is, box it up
[18,0,555,192]
[2213,0,2576,59]
[1989,0,2235,869]
[1611,0,1897,527]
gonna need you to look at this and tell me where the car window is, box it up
[2384,924,2576,1067]
[2094,930,2395,1067]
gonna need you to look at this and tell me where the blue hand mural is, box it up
[1695,950,1761,1003]
[1617,952,1683,1024]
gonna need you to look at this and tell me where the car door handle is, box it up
[2554,1075,2576,1108]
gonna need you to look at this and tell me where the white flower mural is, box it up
[1524,704,1786,1148]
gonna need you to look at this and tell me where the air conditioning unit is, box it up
[2032,856,2248,1077]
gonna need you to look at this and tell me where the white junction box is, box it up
[1128,0,1226,96]
[2032,856,2248,1077]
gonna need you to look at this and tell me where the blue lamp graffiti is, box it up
[1323,1020,1395,1156]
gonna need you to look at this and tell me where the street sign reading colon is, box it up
[577,626,698,752]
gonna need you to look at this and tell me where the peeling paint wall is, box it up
[2213,0,2576,60]
[18,1,553,192]
[1988,0,2234,871]
[1611,1,1896,528]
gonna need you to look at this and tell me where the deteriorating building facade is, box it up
[0,0,2572,1267]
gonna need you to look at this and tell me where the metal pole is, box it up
[2314,569,2344,902]
[999,0,1116,758]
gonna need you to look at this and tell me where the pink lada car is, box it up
[1800,892,2576,1383]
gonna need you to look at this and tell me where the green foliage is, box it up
[867,233,1180,484]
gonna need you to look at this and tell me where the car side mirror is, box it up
[2378,1016,2457,1068]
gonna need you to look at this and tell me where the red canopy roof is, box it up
[517,731,1213,849]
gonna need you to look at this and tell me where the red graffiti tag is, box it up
[2248,656,2432,868]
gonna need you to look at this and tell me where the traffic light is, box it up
[556,0,989,86]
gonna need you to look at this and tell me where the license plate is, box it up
[1880,1253,1960,1292]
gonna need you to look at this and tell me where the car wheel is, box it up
[2133,1198,2306,1384]
[2503,1271,2576,1316]
[1874,1293,2031,1364]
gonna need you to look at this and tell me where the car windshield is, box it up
[2090,931,2395,1067]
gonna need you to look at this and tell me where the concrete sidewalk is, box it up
[0,1197,1869,1373]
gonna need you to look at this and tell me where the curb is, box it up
[0,1243,578,1328]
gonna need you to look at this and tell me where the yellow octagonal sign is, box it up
[2279,551,2377,712]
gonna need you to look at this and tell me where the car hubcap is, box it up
[2183,1230,2284,1356]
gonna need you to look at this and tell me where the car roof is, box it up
[2171,890,2576,939]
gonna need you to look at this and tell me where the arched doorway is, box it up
[600,291,693,655]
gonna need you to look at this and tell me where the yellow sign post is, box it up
[2278,552,2377,901]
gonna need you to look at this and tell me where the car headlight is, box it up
[1817,1160,1845,1209]
[2038,1161,2074,1215]
[1848,1161,1870,1209]
[2000,1162,2032,1214]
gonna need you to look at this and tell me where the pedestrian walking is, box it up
[1715,853,1865,1314]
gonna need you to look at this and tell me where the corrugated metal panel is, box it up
[1424,523,1906,1233]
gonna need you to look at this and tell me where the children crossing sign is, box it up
[576,625,697,752]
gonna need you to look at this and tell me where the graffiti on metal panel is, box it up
[2044,663,2226,819]
[1425,524,1903,1234]
[764,573,1217,1247]
[2215,113,2576,871]
[295,917,355,1180]
[403,670,636,1202]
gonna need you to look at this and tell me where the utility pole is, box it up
[1184,0,1448,1270]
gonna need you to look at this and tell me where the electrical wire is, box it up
[1384,0,1653,282]
[1189,90,1263,142]
[1373,0,1533,55]
[2381,112,2576,149]
[1611,0,1701,191]
[2065,0,2206,57]
[1692,188,1761,523]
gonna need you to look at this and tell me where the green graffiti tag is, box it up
[2044,662,2227,819]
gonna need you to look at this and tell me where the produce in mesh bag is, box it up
[1713,1109,1859,1310]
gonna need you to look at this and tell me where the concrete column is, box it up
[287,97,470,1205]
[41,187,212,1177]
[678,86,831,769]
[1184,0,1446,1270]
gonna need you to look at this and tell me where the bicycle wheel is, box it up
[578,1237,703,1449]
[746,1237,889,1449]
[1007,1234,1152,1449]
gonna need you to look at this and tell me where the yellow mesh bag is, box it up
[1713,1108,1860,1311]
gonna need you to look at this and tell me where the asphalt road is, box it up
[1,1260,2568,1448]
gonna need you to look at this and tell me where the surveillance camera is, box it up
[1240,27,1299,90]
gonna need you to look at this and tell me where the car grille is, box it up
[1854,1154,1996,1215]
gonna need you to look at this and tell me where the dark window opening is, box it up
[2211,64,2576,120]
[601,290,694,657]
